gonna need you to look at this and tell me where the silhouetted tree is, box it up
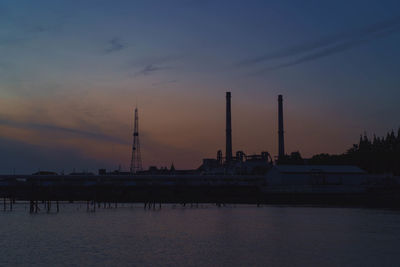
[309,128,400,175]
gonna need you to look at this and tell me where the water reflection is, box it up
[0,204,399,267]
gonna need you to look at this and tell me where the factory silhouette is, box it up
[1,91,400,211]
[124,92,282,176]
[30,90,400,177]
[120,91,400,177]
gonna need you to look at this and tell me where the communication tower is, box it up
[130,107,142,174]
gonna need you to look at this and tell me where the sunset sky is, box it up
[0,0,400,173]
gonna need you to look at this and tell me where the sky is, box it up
[0,0,400,174]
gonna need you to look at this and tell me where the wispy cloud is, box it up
[127,54,183,77]
[239,16,400,73]
[25,25,47,34]
[0,117,128,145]
[105,37,125,53]
[253,26,400,74]
[134,64,170,76]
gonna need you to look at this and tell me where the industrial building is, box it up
[191,91,381,192]
[88,89,383,197]
[198,92,273,175]
[132,91,372,187]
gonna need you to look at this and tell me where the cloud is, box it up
[134,64,170,76]
[252,26,400,74]
[127,54,183,77]
[0,117,128,145]
[105,37,125,53]
[0,22,65,47]
[25,25,47,34]
[239,16,400,72]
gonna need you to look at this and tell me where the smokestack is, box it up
[278,95,285,160]
[226,92,232,163]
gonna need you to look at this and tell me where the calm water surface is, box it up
[0,203,399,267]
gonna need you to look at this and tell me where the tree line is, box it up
[279,129,400,175]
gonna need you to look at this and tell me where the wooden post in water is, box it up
[30,200,34,213]
[9,198,12,211]
[3,197,6,211]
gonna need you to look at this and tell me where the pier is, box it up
[1,174,400,213]
[0,174,262,212]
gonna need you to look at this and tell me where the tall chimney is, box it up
[226,92,232,163]
[278,95,285,160]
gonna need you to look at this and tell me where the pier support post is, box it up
[30,200,34,213]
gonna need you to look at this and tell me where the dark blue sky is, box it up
[0,0,399,173]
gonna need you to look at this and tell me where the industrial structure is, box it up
[130,107,142,174]
[198,91,273,175]
[225,92,233,163]
[278,94,285,161]
[1,91,400,210]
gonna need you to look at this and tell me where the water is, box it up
[0,203,399,267]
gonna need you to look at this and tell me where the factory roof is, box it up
[275,165,366,174]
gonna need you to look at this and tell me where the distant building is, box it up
[135,165,198,176]
[199,151,273,175]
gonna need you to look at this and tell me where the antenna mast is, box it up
[130,107,142,174]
